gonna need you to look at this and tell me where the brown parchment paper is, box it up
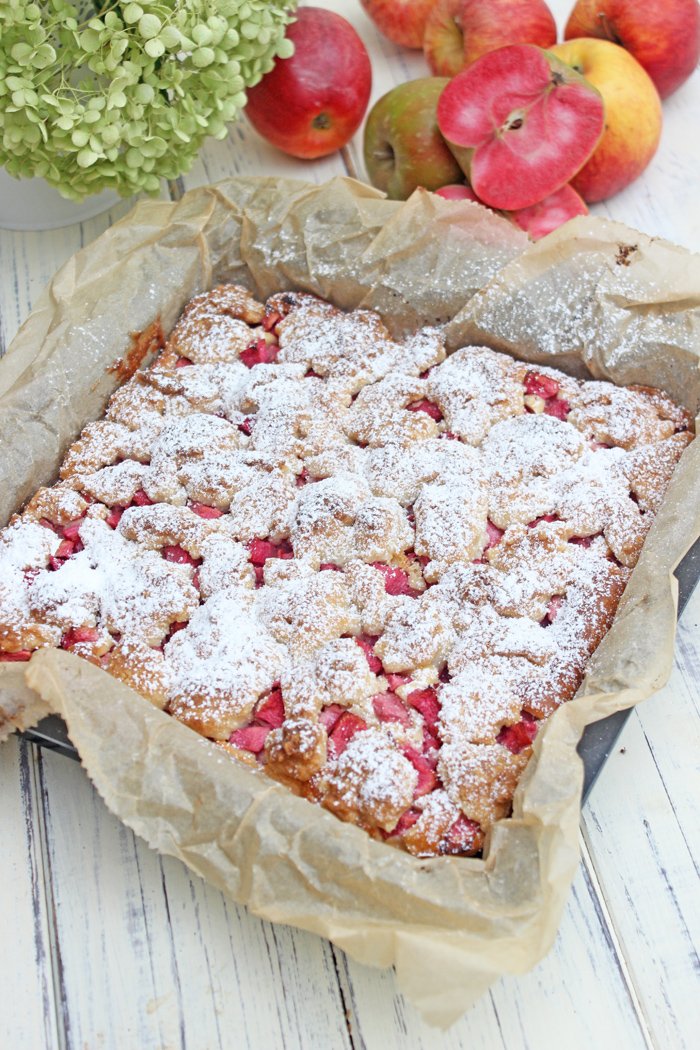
[2,176,700,1027]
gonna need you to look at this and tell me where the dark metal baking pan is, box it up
[21,536,700,802]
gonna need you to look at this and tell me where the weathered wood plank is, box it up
[0,739,60,1050]
[0,199,138,355]
[334,775,676,1050]
[36,746,352,1050]
[334,846,652,1050]
[581,591,700,1050]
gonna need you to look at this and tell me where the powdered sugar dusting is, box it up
[0,284,691,856]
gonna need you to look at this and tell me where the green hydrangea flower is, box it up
[0,1,297,199]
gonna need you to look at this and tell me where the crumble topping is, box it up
[0,285,692,856]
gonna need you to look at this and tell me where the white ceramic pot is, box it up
[0,167,123,231]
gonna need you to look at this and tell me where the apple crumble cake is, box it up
[0,286,692,857]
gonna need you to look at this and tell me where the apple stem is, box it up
[597,11,622,45]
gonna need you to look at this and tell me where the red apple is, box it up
[424,0,557,77]
[508,184,588,238]
[423,0,465,76]
[434,181,587,240]
[245,8,372,159]
[435,183,480,200]
[364,78,463,199]
[565,0,700,99]
[551,39,662,202]
[437,45,605,211]
[360,0,438,50]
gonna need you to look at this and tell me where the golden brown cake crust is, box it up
[0,285,693,856]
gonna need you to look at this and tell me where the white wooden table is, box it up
[1,3,698,1047]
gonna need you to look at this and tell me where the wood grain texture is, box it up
[0,0,698,1045]
[26,745,353,1050]
[333,842,655,1050]
[0,739,59,1050]
[581,593,700,1050]
[0,200,138,358]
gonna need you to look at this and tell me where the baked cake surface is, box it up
[0,286,692,856]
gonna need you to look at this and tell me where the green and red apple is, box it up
[424,0,557,77]
[364,78,463,199]
[245,7,372,159]
[565,0,700,99]
[360,0,438,49]
[551,38,662,201]
[422,0,465,76]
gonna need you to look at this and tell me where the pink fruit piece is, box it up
[248,539,278,566]
[247,538,294,565]
[407,688,441,731]
[372,692,411,726]
[524,371,559,399]
[544,398,570,420]
[422,724,441,754]
[437,44,605,211]
[319,703,345,732]
[485,519,504,549]
[407,398,444,421]
[62,626,100,648]
[61,518,85,543]
[569,534,595,548]
[372,562,416,596]
[230,725,270,753]
[329,712,368,756]
[0,650,32,662]
[543,594,564,623]
[402,745,439,797]
[162,545,197,565]
[510,183,588,239]
[240,339,279,368]
[238,417,254,436]
[263,310,282,332]
[189,502,224,520]
[54,538,76,560]
[355,634,383,674]
[497,714,538,753]
[131,489,153,507]
[441,814,482,854]
[385,673,412,692]
[528,513,558,528]
[434,183,480,201]
[389,808,421,836]
[255,689,285,729]
[39,518,61,534]
[319,562,343,572]
[106,506,124,529]
[175,356,193,368]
